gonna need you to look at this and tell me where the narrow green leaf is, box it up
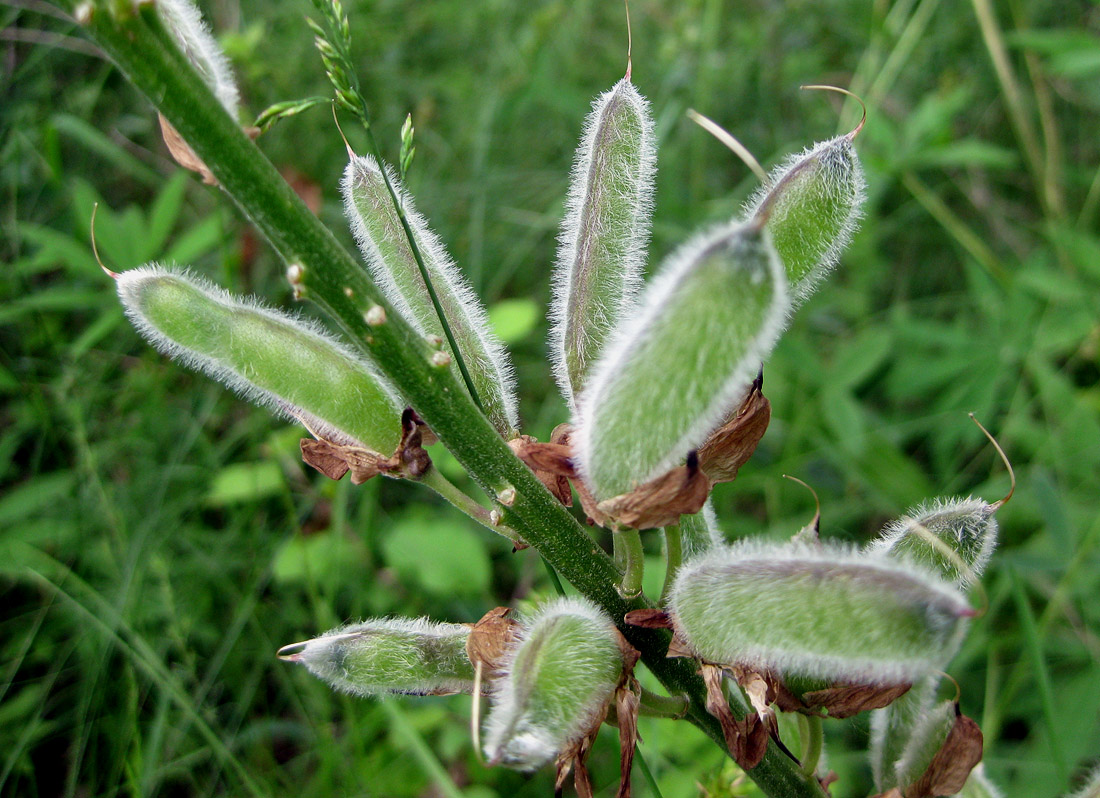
[575,221,788,499]
[668,541,972,686]
[279,618,474,697]
[550,78,656,408]
[343,155,519,433]
[115,266,402,454]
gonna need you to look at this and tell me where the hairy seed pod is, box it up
[550,77,656,409]
[483,598,624,771]
[867,497,998,587]
[343,155,518,433]
[677,499,725,558]
[869,676,940,791]
[574,221,788,500]
[894,700,983,798]
[745,135,865,307]
[277,618,474,696]
[116,266,402,455]
[668,541,972,686]
[156,0,240,118]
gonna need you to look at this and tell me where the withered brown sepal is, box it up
[697,372,771,483]
[701,663,769,770]
[904,708,983,798]
[596,451,711,530]
[464,607,522,682]
[300,408,433,484]
[507,427,574,507]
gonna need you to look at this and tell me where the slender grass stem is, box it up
[635,746,665,798]
[380,702,465,798]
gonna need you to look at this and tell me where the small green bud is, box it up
[116,266,402,455]
[867,497,998,587]
[668,541,972,686]
[343,155,518,433]
[483,598,625,771]
[156,0,240,118]
[574,221,788,500]
[745,135,865,307]
[550,77,656,409]
[277,618,474,696]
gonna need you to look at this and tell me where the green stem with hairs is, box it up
[418,467,524,546]
[66,6,826,795]
[615,527,645,598]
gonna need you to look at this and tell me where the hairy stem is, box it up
[659,523,683,606]
[418,467,523,546]
[615,527,645,598]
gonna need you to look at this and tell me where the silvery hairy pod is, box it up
[343,154,518,434]
[745,133,865,309]
[550,77,656,411]
[667,540,973,689]
[573,220,788,505]
[883,699,983,798]
[869,676,941,791]
[482,597,630,773]
[866,496,1000,588]
[276,618,474,697]
[154,0,242,184]
[114,266,405,467]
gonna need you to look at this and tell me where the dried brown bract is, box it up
[701,663,769,769]
[465,607,522,681]
[597,451,711,529]
[904,709,982,798]
[697,373,771,483]
[160,114,218,186]
[300,407,433,483]
[507,428,574,506]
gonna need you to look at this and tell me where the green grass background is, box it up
[2,0,1099,795]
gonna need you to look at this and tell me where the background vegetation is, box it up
[2,0,1098,795]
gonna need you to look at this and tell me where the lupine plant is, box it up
[65,0,1018,795]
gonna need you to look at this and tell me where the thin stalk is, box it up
[659,524,682,606]
[69,8,826,795]
[799,714,823,777]
[543,559,567,597]
[417,467,524,546]
[616,527,645,598]
[637,687,689,719]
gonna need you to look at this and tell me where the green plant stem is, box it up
[615,527,645,598]
[799,714,823,777]
[380,702,465,798]
[659,524,682,606]
[417,467,523,546]
[71,7,826,795]
[637,687,689,719]
[635,746,665,798]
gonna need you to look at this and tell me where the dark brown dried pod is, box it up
[697,373,771,483]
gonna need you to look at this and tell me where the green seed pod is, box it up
[277,618,474,696]
[745,135,865,307]
[343,155,518,433]
[550,77,656,409]
[678,499,725,559]
[869,676,939,791]
[574,221,788,500]
[483,597,624,771]
[116,266,402,455]
[867,497,998,587]
[668,541,972,686]
[156,0,240,118]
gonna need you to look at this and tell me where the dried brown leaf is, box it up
[507,435,574,506]
[597,453,712,529]
[159,114,218,185]
[905,711,983,798]
[801,682,912,719]
[697,374,770,483]
[616,682,640,798]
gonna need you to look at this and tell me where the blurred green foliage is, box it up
[2,0,1098,795]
